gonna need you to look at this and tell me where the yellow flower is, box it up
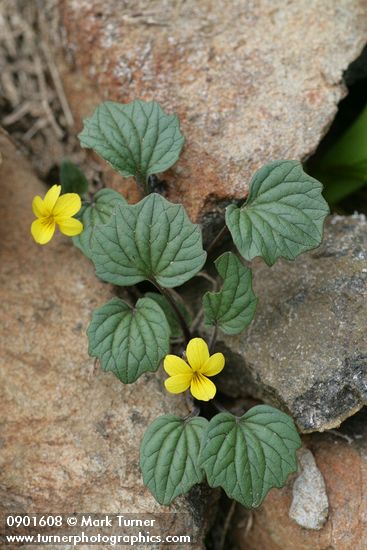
[164,337,225,401]
[31,184,83,244]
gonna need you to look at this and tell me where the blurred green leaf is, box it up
[315,104,367,204]
[60,160,89,196]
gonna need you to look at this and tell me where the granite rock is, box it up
[58,0,367,220]
[0,129,214,548]
[216,215,367,432]
[289,448,328,530]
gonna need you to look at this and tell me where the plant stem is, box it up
[218,500,237,550]
[195,270,218,290]
[191,308,204,333]
[212,399,229,413]
[209,324,218,353]
[135,174,149,195]
[206,224,229,256]
[154,283,191,343]
[184,405,201,420]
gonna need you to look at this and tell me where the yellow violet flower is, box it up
[164,337,225,401]
[31,184,83,244]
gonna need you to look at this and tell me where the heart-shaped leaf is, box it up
[140,415,208,505]
[73,188,126,258]
[200,405,301,508]
[78,99,184,183]
[87,297,169,383]
[203,252,257,335]
[90,193,207,288]
[226,160,329,266]
[60,160,89,196]
[145,292,192,339]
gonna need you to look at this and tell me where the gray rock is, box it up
[217,215,367,433]
[289,448,329,529]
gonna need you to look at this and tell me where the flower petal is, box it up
[190,373,216,401]
[186,338,209,371]
[57,217,83,236]
[43,185,61,212]
[32,196,48,218]
[164,355,192,376]
[31,218,56,244]
[165,373,192,394]
[201,353,225,377]
[53,193,82,219]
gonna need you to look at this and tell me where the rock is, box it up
[0,129,214,548]
[216,215,367,433]
[58,0,367,220]
[289,448,328,530]
[232,408,367,550]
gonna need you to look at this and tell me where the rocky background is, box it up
[1,0,367,548]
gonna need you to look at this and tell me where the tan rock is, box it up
[0,129,214,547]
[58,0,367,220]
[232,409,367,550]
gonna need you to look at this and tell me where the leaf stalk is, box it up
[154,283,191,344]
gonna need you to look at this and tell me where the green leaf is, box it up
[78,99,184,183]
[200,405,301,508]
[203,252,257,335]
[73,188,126,259]
[90,193,206,288]
[145,292,192,339]
[140,415,208,505]
[87,297,169,383]
[319,105,367,172]
[320,173,365,204]
[60,160,89,195]
[226,160,329,266]
[311,105,367,204]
